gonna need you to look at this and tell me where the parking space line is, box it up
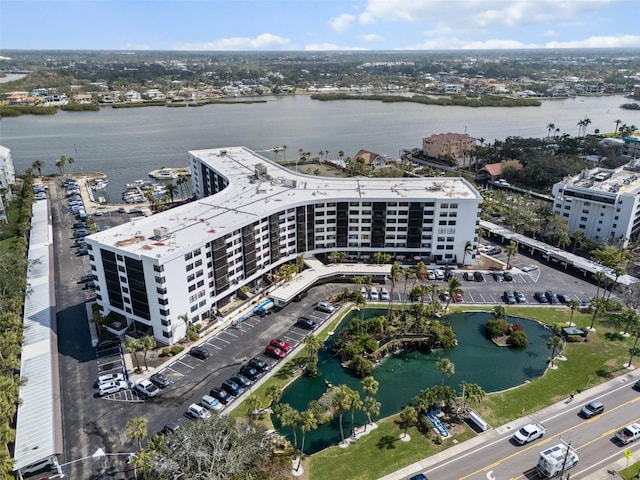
[222,330,239,339]
[214,336,231,345]
[205,343,223,350]
[175,359,195,369]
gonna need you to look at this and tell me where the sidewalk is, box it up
[379,370,640,480]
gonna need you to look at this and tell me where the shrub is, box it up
[171,345,184,355]
[161,347,171,357]
[485,318,509,338]
[507,330,528,348]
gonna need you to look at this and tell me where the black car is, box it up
[534,292,549,304]
[293,290,308,302]
[231,374,253,388]
[249,357,270,372]
[79,273,97,283]
[473,271,485,282]
[545,290,560,304]
[492,271,503,282]
[150,372,171,389]
[96,339,120,352]
[77,247,89,256]
[503,271,513,281]
[82,280,96,289]
[443,269,454,280]
[240,365,261,381]
[295,316,317,330]
[189,346,210,360]
[210,387,231,405]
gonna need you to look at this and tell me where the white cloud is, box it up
[405,36,538,50]
[173,33,291,51]
[543,30,557,37]
[361,33,383,42]
[305,43,366,51]
[359,11,375,24]
[362,0,618,30]
[545,34,640,48]
[330,13,356,32]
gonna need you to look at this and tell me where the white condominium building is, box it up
[551,160,640,247]
[87,146,481,345]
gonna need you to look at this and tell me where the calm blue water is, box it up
[1,94,636,202]
[276,309,551,454]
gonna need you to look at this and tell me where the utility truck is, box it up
[535,442,579,478]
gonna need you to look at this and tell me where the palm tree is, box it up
[459,381,485,413]
[626,329,640,368]
[546,123,555,139]
[569,299,580,326]
[124,337,142,371]
[589,296,607,331]
[621,309,640,336]
[593,271,609,299]
[388,261,402,321]
[165,184,178,204]
[461,240,473,266]
[505,241,518,269]
[304,334,322,376]
[31,160,44,177]
[347,388,362,437]
[55,155,67,175]
[547,335,563,367]
[66,156,75,173]
[614,119,622,136]
[399,406,418,439]
[245,394,261,422]
[362,375,379,397]
[274,403,299,454]
[401,267,415,312]
[446,277,463,310]
[265,384,282,408]
[297,409,318,471]
[435,358,455,386]
[126,417,148,450]
[140,335,156,371]
[363,396,381,431]
[333,385,350,444]
[493,304,507,320]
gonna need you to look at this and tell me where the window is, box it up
[158,298,168,305]
[153,264,164,272]
[185,252,193,261]
[159,308,170,316]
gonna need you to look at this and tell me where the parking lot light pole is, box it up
[52,449,137,479]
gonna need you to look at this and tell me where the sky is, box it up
[1,0,639,51]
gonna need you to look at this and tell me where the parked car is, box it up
[295,316,317,330]
[473,271,485,282]
[534,292,549,304]
[369,286,379,301]
[439,292,450,303]
[201,394,224,412]
[521,264,538,272]
[150,372,171,389]
[444,269,454,280]
[503,271,513,281]
[270,338,291,353]
[210,387,232,405]
[77,247,89,257]
[380,287,390,301]
[98,380,128,396]
[434,269,445,280]
[93,210,104,216]
[135,379,160,398]
[503,291,516,305]
[463,272,474,281]
[117,207,127,214]
[545,291,560,304]
[264,345,286,359]
[248,357,270,372]
[293,290,308,302]
[580,400,605,418]
[97,372,126,386]
[514,291,527,304]
[186,403,211,420]
[79,273,97,283]
[96,339,120,351]
[557,293,572,304]
[455,293,463,302]
[230,374,252,389]
[189,346,210,360]
[162,422,181,435]
[240,365,261,381]
[129,207,143,214]
[492,271,504,282]
[222,379,244,396]
[316,301,335,313]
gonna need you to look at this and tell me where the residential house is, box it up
[476,160,523,182]
[72,94,93,104]
[124,90,142,103]
[350,149,389,171]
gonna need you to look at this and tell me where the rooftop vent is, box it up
[255,164,268,178]
[153,226,169,239]
[220,150,227,156]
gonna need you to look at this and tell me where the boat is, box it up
[148,167,191,179]
[90,178,109,190]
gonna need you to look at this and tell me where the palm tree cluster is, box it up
[0,176,36,476]
[576,116,592,137]
[124,335,156,372]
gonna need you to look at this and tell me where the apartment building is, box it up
[422,133,476,161]
[551,160,640,247]
[0,145,16,222]
[87,146,481,345]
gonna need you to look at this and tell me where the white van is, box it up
[201,394,224,411]
[187,403,211,419]
[369,286,379,301]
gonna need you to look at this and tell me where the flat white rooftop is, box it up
[565,160,640,196]
[88,146,481,261]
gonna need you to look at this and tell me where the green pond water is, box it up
[274,308,552,454]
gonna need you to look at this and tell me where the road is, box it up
[47,176,607,479]
[392,374,640,480]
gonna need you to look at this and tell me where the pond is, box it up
[274,308,552,454]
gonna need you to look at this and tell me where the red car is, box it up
[455,293,463,302]
[270,338,291,353]
[264,345,285,359]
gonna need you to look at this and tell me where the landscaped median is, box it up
[231,303,636,480]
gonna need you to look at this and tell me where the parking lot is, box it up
[47,176,601,479]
